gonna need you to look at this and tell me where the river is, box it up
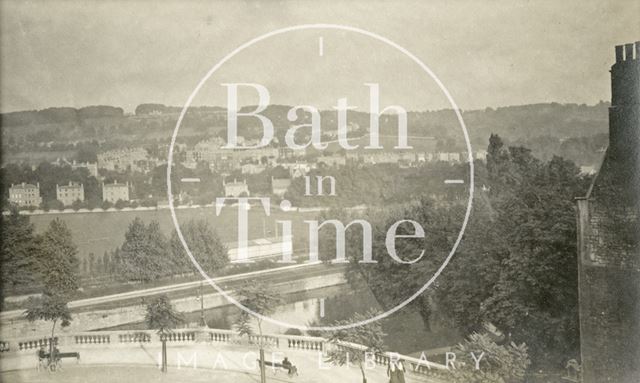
[105,284,459,356]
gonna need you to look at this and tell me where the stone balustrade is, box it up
[208,328,235,343]
[75,333,111,344]
[1,328,448,379]
[0,340,11,352]
[286,335,324,351]
[118,332,151,343]
[17,336,58,351]
[332,339,450,381]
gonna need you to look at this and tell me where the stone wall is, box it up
[0,271,347,339]
[577,197,640,382]
[577,42,640,383]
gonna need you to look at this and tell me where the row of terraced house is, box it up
[183,137,487,173]
[8,181,130,207]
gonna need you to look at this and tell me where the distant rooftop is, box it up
[10,182,38,189]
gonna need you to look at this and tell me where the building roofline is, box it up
[580,145,609,200]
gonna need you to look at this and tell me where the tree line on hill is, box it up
[1,105,124,127]
[510,132,608,167]
[2,102,609,168]
[134,103,226,116]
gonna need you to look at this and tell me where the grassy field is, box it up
[29,206,318,261]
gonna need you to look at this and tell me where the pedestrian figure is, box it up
[36,346,47,371]
[282,356,298,376]
[396,360,406,383]
[387,360,406,383]
[49,346,62,372]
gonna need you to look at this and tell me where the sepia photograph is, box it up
[0,1,638,382]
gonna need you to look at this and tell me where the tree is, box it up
[475,155,585,366]
[22,218,79,358]
[0,208,40,306]
[284,328,303,336]
[338,135,588,371]
[324,309,386,383]
[449,333,530,383]
[96,253,105,275]
[486,134,512,190]
[88,253,96,275]
[326,198,455,332]
[81,258,88,275]
[115,218,168,282]
[102,251,112,276]
[71,199,85,211]
[146,221,170,276]
[43,199,64,211]
[76,141,99,163]
[144,294,184,333]
[436,137,587,369]
[145,294,184,373]
[234,280,283,338]
[37,219,80,297]
[24,293,72,357]
[170,219,228,275]
[233,281,283,383]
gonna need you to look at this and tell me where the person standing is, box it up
[396,360,406,383]
[387,360,406,383]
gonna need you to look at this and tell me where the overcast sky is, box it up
[1,0,638,113]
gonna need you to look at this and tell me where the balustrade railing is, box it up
[1,328,448,378]
[17,336,57,351]
[0,341,10,353]
[247,334,280,347]
[208,329,235,343]
[118,332,152,343]
[286,336,324,351]
[165,331,195,342]
[75,334,111,344]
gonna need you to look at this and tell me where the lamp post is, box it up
[198,281,206,327]
[259,347,266,383]
[160,332,167,373]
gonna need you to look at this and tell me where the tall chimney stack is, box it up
[609,41,640,159]
[625,43,635,60]
[615,45,624,63]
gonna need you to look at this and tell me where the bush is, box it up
[450,333,531,383]
[284,328,303,336]
[140,198,157,208]
[45,199,64,211]
[72,199,87,211]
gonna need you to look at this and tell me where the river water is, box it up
[111,284,459,356]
